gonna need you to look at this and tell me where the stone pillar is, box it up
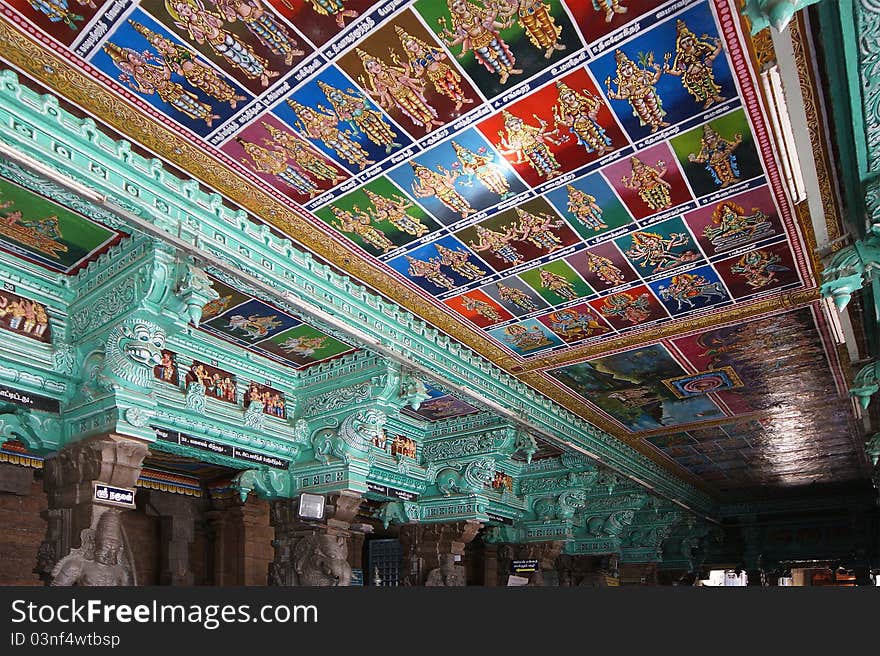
[207,494,272,586]
[144,490,195,586]
[37,435,148,585]
[483,543,499,587]
[398,521,482,586]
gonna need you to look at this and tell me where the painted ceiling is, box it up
[0,0,867,496]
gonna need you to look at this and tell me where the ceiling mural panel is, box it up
[0,0,855,493]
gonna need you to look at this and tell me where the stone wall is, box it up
[0,466,46,585]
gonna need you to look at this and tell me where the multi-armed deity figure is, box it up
[330,205,395,253]
[317,80,400,155]
[600,291,652,324]
[539,269,577,301]
[357,48,443,133]
[663,19,725,110]
[451,140,512,199]
[286,98,373,170]
[605,49,669,133]
[553,80,613,157]
[130,20,246,110]
[104,42,220,126]
[621,156,672,211]
[565,185,606,231]
[27,0,87,29]
[514,207,564,254]
[469,223,524,266]
[434,243,486,281]
[502,323,553,351]
[409,161,475,218]
[703,200,773,251]
[625,230,698,274]
[496,282,537,311]
[290,0,357,28]
[236,136,319,197]
[592,0,628,23]
[729,249,788,289]
[210,0,304,65]
[406,255,456,290]
[584,251,625,286]
[547,308,606,341]
[438,0,523,85]
[688,123,743,188]
[227,312,282,339]
[261,121,344,185]
[461,295,503,322]
[394,25,473,113]
[503,0,567,59]
[51,510,133,586]
[657,272,725,310]
[362,189,428,237]
[165,0,278,87]
[496,110,566,180]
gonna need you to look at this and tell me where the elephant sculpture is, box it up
[292,532,352,586]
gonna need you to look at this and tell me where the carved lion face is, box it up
[468,457,496,486]
[119,321,166,368]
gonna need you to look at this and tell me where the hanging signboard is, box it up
[366,481,419,501]
[93,482,136,509]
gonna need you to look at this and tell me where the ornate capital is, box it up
[741,0,822,34]
[850,361,880,409]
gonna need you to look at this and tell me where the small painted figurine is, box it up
[565,185,606,230]
[434,243,486,280]
[27,0,85,29]
[211,0,304,65]
[514,207,564,254]
[357,48,443,133]
[317,80,400,154]
[395,25,473,112]
[496,110,566,180]
[290,0,357,28]
[547,308,606,340]
[592,0,627,23]
[103,42,220,126]
[362,189,428,237]
[625,230,699,274]
[584,252,625,286]
[538,269,577,301]
[286,99,374,169]
[227,313,282,338]
[496,283,537,311]
[729,249,789,288]
[406,255,456,290]
[600,292,652,324]
[438,0,522,85]
[461,295,503,322]
[621,156,672,211]
[409,161,475,217]
[236,137,319,197]
[502,323,552,351]
[158,351,177,382]
[510,0,566,59]
[469,224,524,266]
[657,273,726,310]
[165,0,278,87]
[688,124,743,188]
[130,20,246,109]
[663,20,725,110]
[605,49,669,133]
[703,200,773,250]
[451,141,512,198]
[261,122,344,184]
[329,205,394,253]
[553,80,613,156]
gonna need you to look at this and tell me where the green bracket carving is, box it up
[850,360,880,409]
[741,0,822,33]
[820,233,880,311]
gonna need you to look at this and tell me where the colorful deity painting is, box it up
[682,186,781,257]
[445,289,514,328]
[336,11,482,130]
[387,129,526,225]
[548,343,724,431]
[454,198,579,271]
[204,298,293,342]
[388,236,490,294]
[717,242,799,299]
[187,361,238,403]
[0,178,119,274]
[416,0,582,99]
[315,177,440,255]
[519,260,593,305]
[483,277,549,316]
[489,318,563,355]
[245,381,287,418]
[544,172,635,241]
[266,0,372,46]
[615,216,703,277]
[537,303,610,343]
[257,323,353,367]
[477,67,626,186]
[589,2,734,140]
[601,143,692,219]
[404,391,480,421]
[153,349,179,384]
[670,109,763,198]
[590,285,667,329]
[566,242,639,290]
[7,0,106,45]
[564,0,664,44]
[648,264,730,314]
[0,290,51,343]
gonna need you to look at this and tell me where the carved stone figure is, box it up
[424,554,465,586]
[435,457,495,495]
[292,532,352,586]
[103,317,167,390]
[51,510,135,586]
